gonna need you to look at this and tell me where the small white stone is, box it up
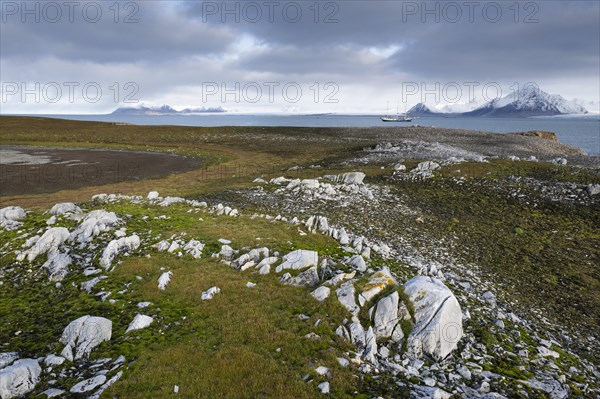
[310,286,331,302]
[125,315,154,333]
[337,357,349,367]
[318,381,330,394]
[201,286,221,300]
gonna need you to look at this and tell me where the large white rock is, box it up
[310,286,331,302]
[339,172,366,185]
[44,354,65,366]
[305,215,329,234]
[99,235,140,269]
[50,202,82,216]
[323,271,355,286]
[256,256,278,269]
[147,191,160,200]
[42,251,72,281]
[41,388,65,398]
[69,210,120,243]
[219,245,235,259]
[270,176,290,185]
[158,271,173,290]
[17,227,69,262]
[281,266,319,287]
[125,314,154,333]
[363,326,378,364]
[359,266,396,304]
[373,291,401,339]
[70,375,107,394]
[349,319,366,348]
[275,250,318,273]
[158,196,185,207]
[183,240,204,259]
[301,179,320,189]
[0,359,41,399]
[60,316,112,361]
[347,255,367,273]
[336,281,360,315]
[0,206,26,230]
[328,172,366,185]
[87,371,123,399]
[414,161,440,173]
[0,353,18,369]
[404,276,463,361]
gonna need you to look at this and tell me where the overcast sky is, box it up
[1,0,599,113]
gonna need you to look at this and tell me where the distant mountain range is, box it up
[112,105,226,115]
[407,87,591,118]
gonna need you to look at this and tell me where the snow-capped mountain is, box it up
[404,87,590,118]
[112,105,226,115]
[437,99,485,114]
[406,103,437,117]
[464,86,588,117]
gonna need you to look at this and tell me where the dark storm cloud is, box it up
[0,0,598,111]
[387,2,600,81]
[0,1,234,62]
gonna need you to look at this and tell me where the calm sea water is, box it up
[24,114,600,156]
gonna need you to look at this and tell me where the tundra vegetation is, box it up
[0,116,598,398]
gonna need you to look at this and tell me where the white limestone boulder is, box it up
[17,227,69,262]
[69,210,120,243]
[43,354,65,366]
[275,250,318,273]
[0,359,41,399]
[281,266,319,287]
[158,271,173,290]
[183,240,204,259]
[414,161,440,173]
[50,202,82,216]
[125,315,154,333]
[60,316,112,361]
[323,271,355,286]
[310,286,331,302]
[305,215,329,234]
[70,375,107,394]
[158,197,185,207]
[42,251,72,281]
[327,172,366,185]
[372,291,404,342]
[0,353,18,369]
[363,326,379,364]
[359,266,396,305]
[0,206,26,230]
[99,235,140,270]
[201,286,221,300]
[336,281,360,315]
[301,179,320,189]
[403,276,463,361]
[346,255,367,273]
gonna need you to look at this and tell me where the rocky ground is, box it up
[1,122,599,398]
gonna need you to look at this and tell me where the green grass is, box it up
[386,165,600,343]
[0,202,365,398]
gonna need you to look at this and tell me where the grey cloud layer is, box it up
[1,0,598,111]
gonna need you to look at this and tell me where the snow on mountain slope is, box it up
[573,98,600,114]
[467,86,588,117]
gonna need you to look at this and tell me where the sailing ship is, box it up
[380,102,412,122]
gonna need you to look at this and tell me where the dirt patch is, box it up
[0,146,201,196]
